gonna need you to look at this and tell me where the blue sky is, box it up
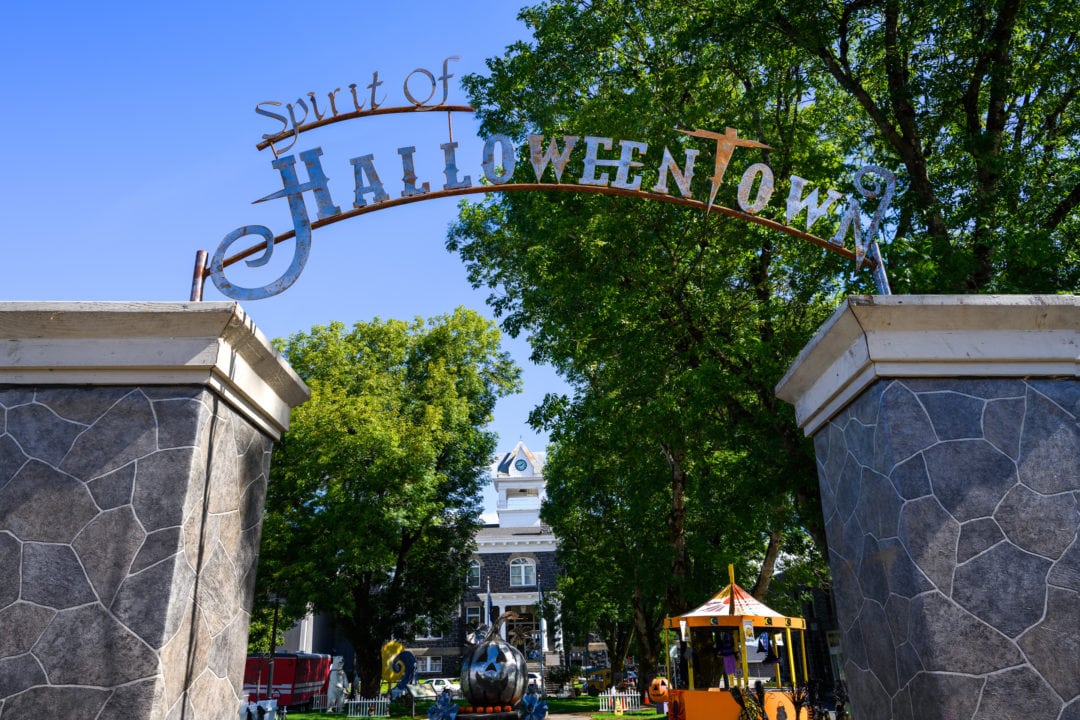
[2,2,561,506]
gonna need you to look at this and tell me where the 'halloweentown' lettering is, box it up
[210,148,341,300]
[737,163,774,214]
[529,135,578,182]
[211,129,896,300]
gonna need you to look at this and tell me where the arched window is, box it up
[467,560,481,588]
[509,558,536,587]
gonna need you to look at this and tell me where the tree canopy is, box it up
[752,0,1079,291]
[449,0,1077,685]
[252,308,520,695]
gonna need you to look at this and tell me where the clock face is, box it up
[514,459,528,471]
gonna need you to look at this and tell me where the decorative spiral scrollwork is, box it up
[208,221,311,301]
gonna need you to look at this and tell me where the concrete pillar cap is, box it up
[0,301,309,439]
[776,295,1080,435]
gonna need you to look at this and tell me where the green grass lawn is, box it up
[280,695,665,719]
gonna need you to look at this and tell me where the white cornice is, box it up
[475,535,558,553]
[0,301,309,439]
[776,295,1080,435]
[489,591,543,605]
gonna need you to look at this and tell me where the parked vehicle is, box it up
[243,653,332,710]
[425,677,461,696]
[586,668,611,693]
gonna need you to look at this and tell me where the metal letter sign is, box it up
[210,149,340,301]
[194,58,897,301]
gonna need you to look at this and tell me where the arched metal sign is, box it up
[191,58,895,301]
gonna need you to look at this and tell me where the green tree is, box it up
[253,308,521,696]
[708,0,1080,291]
[539,417,669,690]
[449,0,1076,681]
[450,0,848,651]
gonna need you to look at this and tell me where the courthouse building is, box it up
[407,441,560,678]
[281,441,560,680]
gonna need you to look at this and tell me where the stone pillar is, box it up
[0,302,308,719]
[776,296,1080,720]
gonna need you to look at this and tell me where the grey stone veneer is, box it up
[0,384,273,719]
[473,551,559,596]
[816,377,1080,720]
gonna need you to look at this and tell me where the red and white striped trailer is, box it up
[243,653,332,709]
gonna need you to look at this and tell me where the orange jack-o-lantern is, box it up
[648,677,671,703]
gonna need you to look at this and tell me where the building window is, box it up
[467,560,481,588]
[415,616,443,640]
[417,656,443,673]
[465,606,481,626]
[509,558,536,587]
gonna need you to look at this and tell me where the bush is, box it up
[546,665,579,685]
[545,667,564,684]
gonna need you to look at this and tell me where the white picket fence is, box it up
[598,691,642,713]
[345,697,391,717]
[307,694,389,716]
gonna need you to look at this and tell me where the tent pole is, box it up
[774,646,782,688]
[664,626,671,684]
[799,629,809,687]
[785,628,798,689]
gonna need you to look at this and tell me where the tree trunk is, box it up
[355,639,383,698]
[604,621,632,687]
[341,585,389,698]
[631,593,664,700]
[751,530,783,600]
[660,443,690,615]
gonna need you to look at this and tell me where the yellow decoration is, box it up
[381,641,405,682]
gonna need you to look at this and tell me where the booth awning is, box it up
[664,583,805,630]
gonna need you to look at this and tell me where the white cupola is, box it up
[492,441,546,527]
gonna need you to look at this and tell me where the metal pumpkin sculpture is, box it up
[460,613,528,707]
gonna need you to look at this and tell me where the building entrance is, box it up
[506,607,541,660]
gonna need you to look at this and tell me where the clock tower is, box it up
[493,440,546,527]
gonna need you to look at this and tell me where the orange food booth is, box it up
[661,568,812,720]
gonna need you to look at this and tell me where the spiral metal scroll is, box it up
[851,165,896,294]
[391,650,416,698]
[208,222,311,301]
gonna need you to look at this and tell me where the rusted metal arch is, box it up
[255,104,476,153]
[191,183,871,300]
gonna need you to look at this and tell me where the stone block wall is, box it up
[815,377,1080,720]
[474,551,559,595]
[0,385,273,719]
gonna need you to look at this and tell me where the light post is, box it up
[267,597,281,706]
[537,574,546,696]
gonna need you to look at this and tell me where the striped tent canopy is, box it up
[684,583,783,618]
[664,583,805,630]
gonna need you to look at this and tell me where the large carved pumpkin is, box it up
[648,677,671,703]
[460,637,528,707]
